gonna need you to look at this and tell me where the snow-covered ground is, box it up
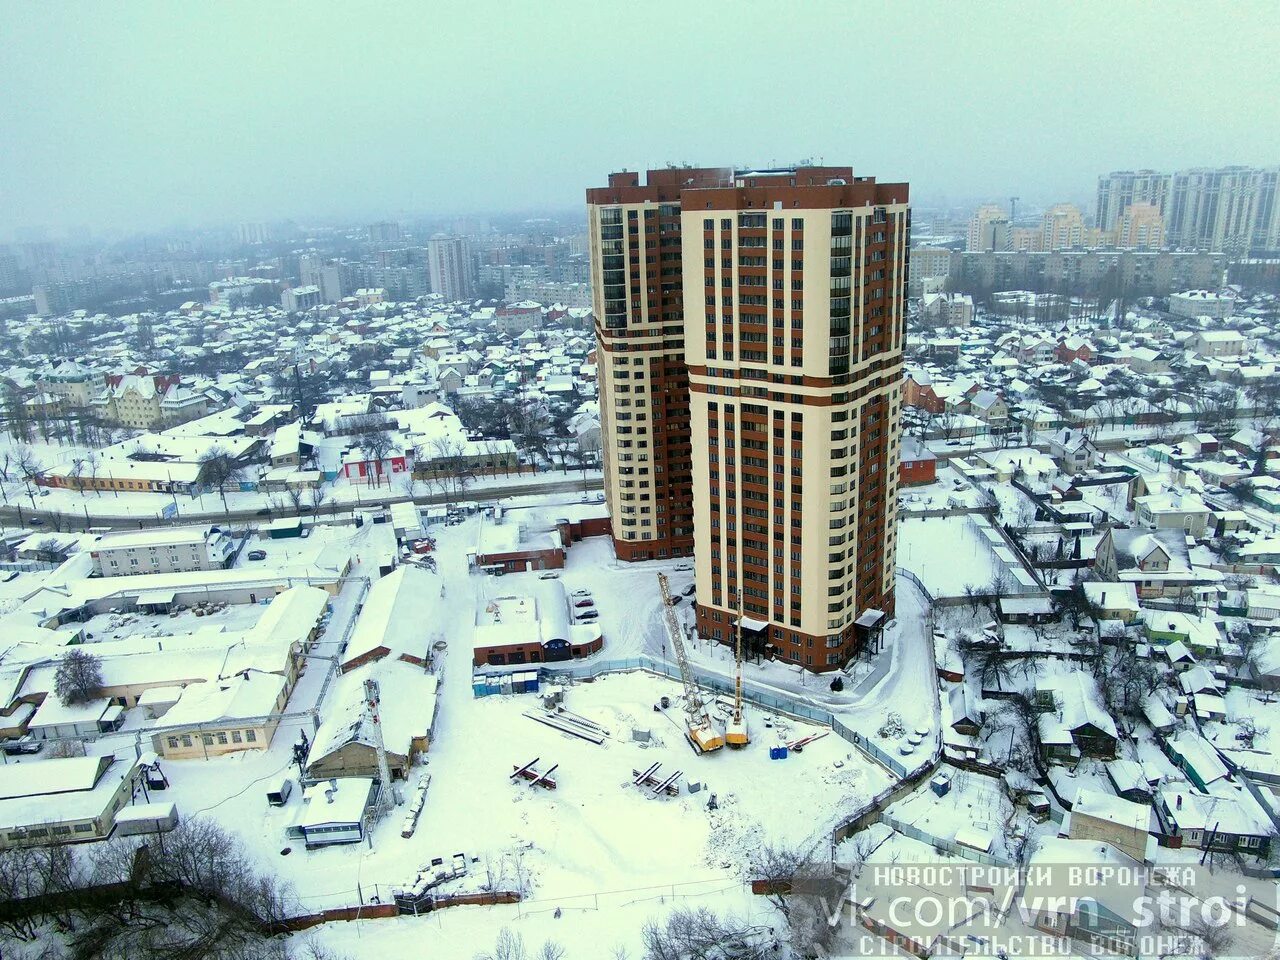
[897,514,1006,598]
[0,462,602,524]
[94,515,903,957]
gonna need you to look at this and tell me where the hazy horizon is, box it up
[3,0,1279,236]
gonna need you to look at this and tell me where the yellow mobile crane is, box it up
[656,573,723,753]
[724,595,749,748]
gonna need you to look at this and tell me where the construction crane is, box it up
[656,573,723,753]
[725,593,749,748]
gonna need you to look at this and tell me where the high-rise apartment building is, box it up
[368,221,405,243]
[1166,167,1267,256]
[236,222,272,245]
[1115,202,1165,250]
[967,204,1009,251]
[1095,170,1171,234]
[586,168,728,562]
[588,166,908,671]
[1097,166,1280,254]
[427,235,474,301]
[1040,203,1086,250]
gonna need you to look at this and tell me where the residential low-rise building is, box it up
[90,525,234,577]
[1169,289,1235,319]
[0,755,139,849]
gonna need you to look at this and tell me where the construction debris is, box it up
[787,730,829,752]
[400,772,431,838]
[632,762,682,797]
[523,707,608,745]
[511,758,559,790]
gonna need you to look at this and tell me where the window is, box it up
[167,736,179,748]
[246,729,257,742]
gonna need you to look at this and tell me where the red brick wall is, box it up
[900,458,937,486]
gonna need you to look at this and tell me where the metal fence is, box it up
[540,654,834,725]
[537,654,939,782]
[879,812,1012,867]
[894,566,935,606]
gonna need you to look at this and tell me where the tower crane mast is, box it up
[656,573,723,753]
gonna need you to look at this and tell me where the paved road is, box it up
[0,475,604,530]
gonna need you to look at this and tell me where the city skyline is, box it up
[4,0,1279,234]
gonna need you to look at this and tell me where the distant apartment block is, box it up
[922,248,1226,296]
[967,204,1010,251]
[367,221,405,243]
[281,284,322,312]
[1116,202,1165,249]
[1040,204,1086,250]
[427,235,474,301]
[1097,166,1280,255]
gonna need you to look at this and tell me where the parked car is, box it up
[28,517,44,526]
[573,597,595,608]
[681,584,696,597]
[247,549,267,561]
[576,611,599,622]
[2,738,42,756]
[256,507,271,516]
[538,571,560,580]
[571,589,591,598]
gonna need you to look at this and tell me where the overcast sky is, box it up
[3,0,1278,235]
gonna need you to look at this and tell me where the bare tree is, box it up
[641,906,773,960]
[85,448,101,495]
[308,483,328,518]
[197,446,243,514]
[55,648,103,705]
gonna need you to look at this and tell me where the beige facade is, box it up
[1116,201,1165,249]
[589,167,906,671]
[1041,204,1086,250]
[154,710,283,760]
[967,204,1008,251]
[683,182,906,668]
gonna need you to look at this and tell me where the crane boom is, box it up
[656,573,723,753]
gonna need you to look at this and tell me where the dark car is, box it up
[256,507,271,516]
[28,517,45,526]
[573,597,595,608]
[247,549,267,561]
[2,739,43,756]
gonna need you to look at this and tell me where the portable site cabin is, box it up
[291,777,377,849]
[113,802,178,836]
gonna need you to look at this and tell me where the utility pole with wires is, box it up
[364,678,400,816]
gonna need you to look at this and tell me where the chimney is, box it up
[1176,794,1183,811]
